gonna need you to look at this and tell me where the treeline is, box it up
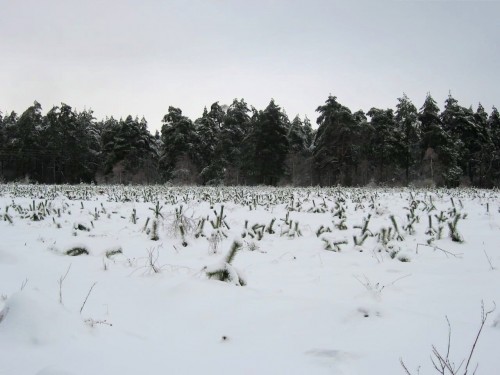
[0,93,499,187]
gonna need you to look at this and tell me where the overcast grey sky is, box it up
[1,0,499,131]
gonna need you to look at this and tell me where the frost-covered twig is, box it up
[58,264,72,305]
[400,358,420,375]
[84,318,112,328]
[20,278,28,291]
[353,273,411,295]
[80,282,97,314]
[482,249,496,271]
[463,301,496,375]
[416,243,463,259]
[401,301,496,375]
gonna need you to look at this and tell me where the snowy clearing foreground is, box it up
[0,184,499,375]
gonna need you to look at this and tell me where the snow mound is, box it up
[0,290,87,346]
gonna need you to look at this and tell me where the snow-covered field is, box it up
[0,184,499,375]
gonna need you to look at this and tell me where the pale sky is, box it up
[1,0,499,131]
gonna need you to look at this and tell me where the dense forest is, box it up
[0,93,499,187]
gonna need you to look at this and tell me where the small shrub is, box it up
[448,214,464,243]
[398,255,411,262]
[205,240,246,286]
[105,247,123,259]
[150,219,159,241]
[74,223,90,232]
[66,247,89,256]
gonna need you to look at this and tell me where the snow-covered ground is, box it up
[0,185,499,375]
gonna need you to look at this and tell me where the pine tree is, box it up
[488,106,500,185]
[366,107,399,183]
[104,115,157,182]
[418,93,447,183]
[314,96,361,185]
[351,110,371,185]
[0,111,4,179]
[473,103,494,187]
[15,101,44,180]
[0,111,18,180]
[288,115,308,154]
[0,110,3,142]
[395,94,421,184]
[441,94,481,185]
[159,106,198,182]
[73,108,101,182]
[303,116,314,151]
[249,99,289,185]
[99,117,121,175]
[419,94,443,151]
[41,104,101,183]
[284,115,314,185]
[441,94,475,187]
[218,99,251,184]
[194,103,224,184]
